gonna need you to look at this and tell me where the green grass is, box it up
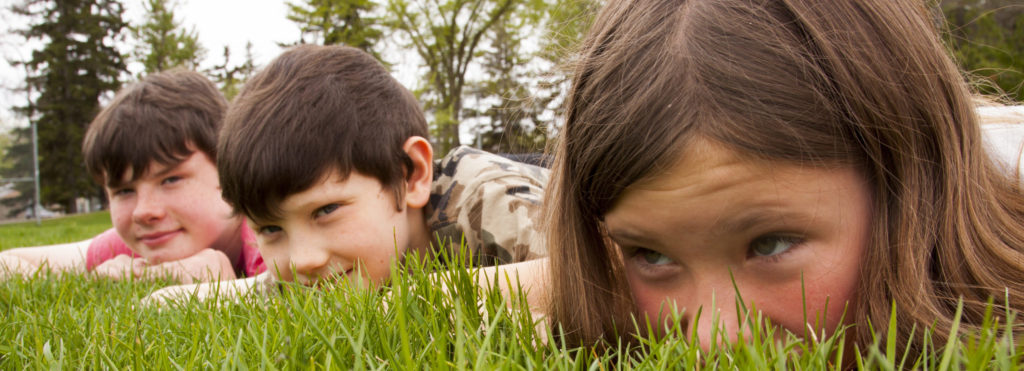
[2,221,1023,369]
[0,211,112,250]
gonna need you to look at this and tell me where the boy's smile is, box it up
[249,169,431,286]
[107,151,241,264]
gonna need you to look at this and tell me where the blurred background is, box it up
[0,0,1019,220]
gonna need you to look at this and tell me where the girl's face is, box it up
[603,138,871,347]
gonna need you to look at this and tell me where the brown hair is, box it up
[547,0,1024,355]
[219,45,428,222]
[83,68,226,187]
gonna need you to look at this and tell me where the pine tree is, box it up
[206,42,256,101]
[10,0,128,213]
[132,0,204,74]
[386,0,521,154]
[286,0,383,60]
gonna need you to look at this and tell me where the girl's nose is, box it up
[676,284,744,351]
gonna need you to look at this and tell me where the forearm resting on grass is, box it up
[143,271,274,305]
[459,258,551,315]
[94,248,237,283]
[0,240,92,278]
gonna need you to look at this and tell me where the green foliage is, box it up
[286,0,384,61]
[468,13,550,154]
[942,0,1024,101]
[2,238,1023,368]
[205,42,257,101]
[385,0,521,155]
[132,0,204,74]
[10,0,128,213]
[0,211,111,250]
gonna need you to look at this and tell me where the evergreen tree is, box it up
[468,10,547,154]
[132,0,204,74]
[10,0,127,213]
[286,0,383,60]
[206,42,256,101]
[386,0,521,154]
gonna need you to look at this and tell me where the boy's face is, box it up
[106,152,241,264]
[249,170,422,286]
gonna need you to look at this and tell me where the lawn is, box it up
[1,214,1022,369]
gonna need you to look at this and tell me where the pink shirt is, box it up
[85,222,266,277]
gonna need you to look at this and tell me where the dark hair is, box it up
[547,0,1024,355]
[83,68,226,187]
[219,45,429,222]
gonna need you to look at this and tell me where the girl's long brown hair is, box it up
[546,0,1024,355]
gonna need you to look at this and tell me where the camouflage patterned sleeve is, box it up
[426,146,549,266]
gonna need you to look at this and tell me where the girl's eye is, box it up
[749,235,802,258]
[314,204,340,218]
[637,248,674,265]
[258,225,282,236]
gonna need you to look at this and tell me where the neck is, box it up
[406,206,432,261]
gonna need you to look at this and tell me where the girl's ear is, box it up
[402,136,433,209]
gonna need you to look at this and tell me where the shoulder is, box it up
[978,105,1024,182]
[428,146,549,264]
[239,220,267,277]
[433,146,549,191]
[85,228,136,271]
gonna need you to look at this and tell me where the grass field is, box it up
[1,214,1022,369]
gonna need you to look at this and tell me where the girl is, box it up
[545,0,1024,356]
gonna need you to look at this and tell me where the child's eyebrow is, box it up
[606,228,656,246]
[719,208,814,234]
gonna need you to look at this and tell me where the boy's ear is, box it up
[402,136,433,209]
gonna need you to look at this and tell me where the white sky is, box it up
[0,0,427,133]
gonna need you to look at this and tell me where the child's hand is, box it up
[145,248,237,284]
[92,254,146,280]
[92,249,236,283]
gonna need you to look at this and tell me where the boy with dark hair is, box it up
[149,45,546,298]
[0,69,265,283]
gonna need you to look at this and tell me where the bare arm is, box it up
[143,271,274,305]
[0,240,92,278]
[93,248,238,283]
[472,258,550,315]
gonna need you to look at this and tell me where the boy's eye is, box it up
[161,175,183,185]
[637,248,673,265]
[313,203,340,218]
[112,188,135,197]
[258,225,283,235]
[749,235,802,258]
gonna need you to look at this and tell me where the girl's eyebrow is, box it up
[606,228,656,246]
[718,208,814,235]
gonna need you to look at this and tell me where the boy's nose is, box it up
[289,240,331,285]
[131,189,166,224]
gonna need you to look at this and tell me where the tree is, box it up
[467,5,548,154]
[206,42,257,101]
[132,0,204,74]
[10,0,127,213]
[386,0,521,154]
[286,0,383,60]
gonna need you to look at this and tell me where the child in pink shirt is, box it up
[0,69,264,283]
